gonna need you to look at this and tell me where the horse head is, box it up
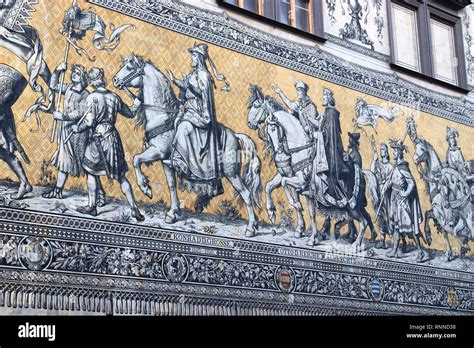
[413,139,428,166]
[113,54,145,90]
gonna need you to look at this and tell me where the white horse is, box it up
[247,85,320,242]
[113,55,262,236]
[413,138,473,261]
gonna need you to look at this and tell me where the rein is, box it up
[118,61,180,114]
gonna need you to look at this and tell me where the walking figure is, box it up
[42,63,106,205]
[71,67,144,221]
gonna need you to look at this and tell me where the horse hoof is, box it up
[416,251,425,263]
[164,213,178,224]
[245,229,256,237]
[307,238,315,247]
[294,231,303,239]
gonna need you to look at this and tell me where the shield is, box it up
[275,266,295,293]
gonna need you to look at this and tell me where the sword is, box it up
[94,135,113,185]
[63,98,98,144]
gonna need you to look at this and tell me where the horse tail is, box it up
[236,133,263,210]
[363,170,380,211]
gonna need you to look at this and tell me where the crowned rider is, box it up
[272,80,319,141]
[445,126,470,176]
[166,42,229,211]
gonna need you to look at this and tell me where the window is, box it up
[219,0,324,39]
[388,0,468,89]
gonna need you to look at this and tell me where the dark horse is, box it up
[0,64,32,200]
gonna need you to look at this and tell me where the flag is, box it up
[354,98,402,129]
[63,5,133,58]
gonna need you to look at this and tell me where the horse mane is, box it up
[247,84,264,110]
[125,54,179,129]
[264,96,285,112]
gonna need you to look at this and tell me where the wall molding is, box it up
[0,207,472,315]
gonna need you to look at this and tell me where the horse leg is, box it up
[423,210,433,246]
[0,148,32,200]
[459,237,471,258]
[133,146,162,199]
[265,174,282,225]
[413,233,425,263]
[321,218,331,240]
[281,174,307,238]
[334,219,348,241]
[353,209,368,248]
[305,196,319,246]
[162,163,181,224]
[226,174,258,237]
[443,232,453,262]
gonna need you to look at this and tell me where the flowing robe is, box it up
[319,106,350,202]
[172,67,223,196]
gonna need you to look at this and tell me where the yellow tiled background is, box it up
[1,0,472,253]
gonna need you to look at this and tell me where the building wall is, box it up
[0,0,472,316]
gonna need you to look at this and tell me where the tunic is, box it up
[388,160,423,236]
[50,84,89,177]
[291,97,318,139]
[81,88,134,179]
[371,155,394,235]
[446,147,469,176]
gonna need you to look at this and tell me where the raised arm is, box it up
[166,69,187,89]
[50,63,71,94]
[272,87,298,111]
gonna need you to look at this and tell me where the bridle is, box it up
[115,59,179,114]
[116,59,145,89]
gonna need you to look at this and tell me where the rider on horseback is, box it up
[272,80,319,142]
[166,43,229,206]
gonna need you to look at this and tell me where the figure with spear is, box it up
[43,0,132,203]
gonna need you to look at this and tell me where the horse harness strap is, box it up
[145,120,175,142]
[140,103,180,113]
[292,157,313,172]
[286,141,314,154]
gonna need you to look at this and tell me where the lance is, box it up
[50,0,78,143]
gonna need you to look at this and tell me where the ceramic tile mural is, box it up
[0,0,472,315]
